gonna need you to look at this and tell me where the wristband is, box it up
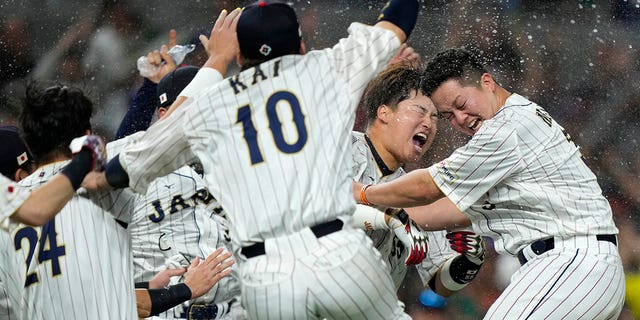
[439,255,482,292]
[360,184,372,205]
[378,0,419,39]
[60,150,93,190]
[148,283,192,316]
[352,204,388,231]
[178,67,223,99]
[135,281,149,289]
[104,155,130,189]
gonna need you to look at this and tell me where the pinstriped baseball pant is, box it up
[239,226,410,320]
[485,236,625,320]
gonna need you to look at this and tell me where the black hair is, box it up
[422,48,488,96]
[20,82,93,160]
[361,61,425,125]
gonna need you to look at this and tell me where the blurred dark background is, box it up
[1,0,639,318]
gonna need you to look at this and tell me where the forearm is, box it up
[13,174,75,226]
[361,169,444,208]
[116,78,158,139]
[135,289,153,318]
[405,198,471,231]
[431,254,482,296]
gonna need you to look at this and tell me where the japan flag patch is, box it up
[17,152,28,165]
[159,93,168,104]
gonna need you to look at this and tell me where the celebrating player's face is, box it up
[430,77,498,136]
[385,90,437,163]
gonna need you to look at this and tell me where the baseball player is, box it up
[88,1,421,318]
[0,126,106,229]
[111,63,241,319]
[13,83,139,319]
[350,61,485,298]
[0,128,105,320]
[356,48,625,319]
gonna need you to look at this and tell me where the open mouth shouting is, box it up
[468,118,482,132]
[412,132,428,150]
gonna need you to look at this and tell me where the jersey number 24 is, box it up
[14,219,66,287]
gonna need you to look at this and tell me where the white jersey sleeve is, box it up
[118,111,197,194]
[428,118,523,212]
[327,23,401,103]
[0,175,29,231]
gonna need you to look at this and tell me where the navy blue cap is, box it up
[237,1,301,60]
[0,125,33,179]
[157,66,200,109]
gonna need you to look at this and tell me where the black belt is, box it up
[517,234,617,266]
[184,298,235,319]
[241,219,344,258]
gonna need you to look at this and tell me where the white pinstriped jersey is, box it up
[0,231,27,320]
[428,93,619,255]
[0,173,29,319]
[107,136,240,318]
[15,161,138,319]
[0,174,28,231]
[119,23,401,248]
[351,131,455,288]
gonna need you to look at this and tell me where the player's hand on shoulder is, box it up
[183,248,234,299]
[387,208,429,265]
[446,230,485,265]
[69,135,107,172]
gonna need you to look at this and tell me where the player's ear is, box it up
[236,52,244,68]
[157,107,167,119]
[377,104,391,124]
[480,73,496,91]
[14,168,30,182]
[299,40,307,55]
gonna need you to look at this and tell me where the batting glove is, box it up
[69,135,107,172]
[446,230,485,265]
[387,209,429,265]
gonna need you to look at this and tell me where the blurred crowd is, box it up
[1,0,639,318]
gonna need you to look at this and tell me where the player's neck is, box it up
[365,130,401,172]
[36,149,72,167]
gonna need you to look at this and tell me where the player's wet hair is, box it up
[362,61,425,126]
[422,47,488,96]
[20,82,93,162]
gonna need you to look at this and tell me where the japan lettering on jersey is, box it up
[107,134,240,318]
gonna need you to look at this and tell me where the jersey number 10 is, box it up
[236,91,308,164]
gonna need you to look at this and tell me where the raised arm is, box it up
[374,0,420,43]
[6,135,106,227]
